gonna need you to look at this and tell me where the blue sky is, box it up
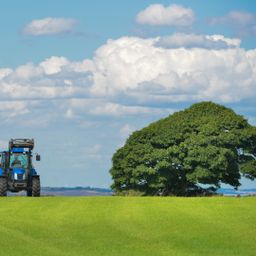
[0,0,256,189]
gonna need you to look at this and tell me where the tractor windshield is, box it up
[10,153,29,169]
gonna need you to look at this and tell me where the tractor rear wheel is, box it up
[0,177,7,196]
[32,177,40,197]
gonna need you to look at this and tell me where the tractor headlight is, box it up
[14,173,18,180]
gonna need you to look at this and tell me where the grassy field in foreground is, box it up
[0,197,255,256]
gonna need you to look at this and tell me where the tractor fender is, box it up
[31,168,38,176]
[0,167,4,176]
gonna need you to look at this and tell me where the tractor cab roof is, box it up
[9,139,34,150]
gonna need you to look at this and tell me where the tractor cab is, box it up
[9,147,32,184]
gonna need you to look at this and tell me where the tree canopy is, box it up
[110,102,256,196]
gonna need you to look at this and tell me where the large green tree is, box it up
[110,102,256,196]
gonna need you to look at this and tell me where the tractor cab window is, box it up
[10,153,29,169]
[0,153,6,168]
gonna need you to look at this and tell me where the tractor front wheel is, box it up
[32,177,40,197]
[27,189,32,197]
[0,177,7,196]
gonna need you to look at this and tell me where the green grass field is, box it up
[0,197,255,256]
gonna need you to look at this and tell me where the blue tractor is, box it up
[0,138,41,197]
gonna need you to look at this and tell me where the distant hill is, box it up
[41,187,255,196]
[8,187,255,196]
[217,188,256,196]
[41,187,112,196]
[8,187,112,196]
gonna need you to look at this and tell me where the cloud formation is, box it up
[136,4,195,27]
[210,11,256,37]
[23,17,78,36]
[156,33,241,49]
[65,99,172,117]
[89,36,256,103]
[0,34,256,123]
[0,101,29,119]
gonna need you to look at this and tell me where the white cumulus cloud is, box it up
[40,56,69,75]
[89,36,256,103]
[136,3,195,27]
[0,34,256,122]
[23,17,78,36]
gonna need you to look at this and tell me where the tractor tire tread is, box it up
[0,177,7,196]
[32,177,40,197]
